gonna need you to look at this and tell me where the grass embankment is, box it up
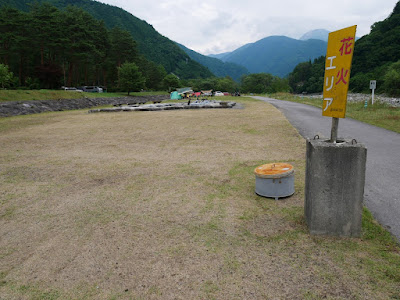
[268,92,400,134]
[0,89,168,102]
[0,97,399,299]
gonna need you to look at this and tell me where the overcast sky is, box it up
[99,0,398,55]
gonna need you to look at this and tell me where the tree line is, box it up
[0,3,167,91]
[179,74,289,94]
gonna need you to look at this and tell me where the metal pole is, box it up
[372,88,375,105]
[330,117,339,143]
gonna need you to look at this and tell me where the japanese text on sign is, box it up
[322,25,357,118]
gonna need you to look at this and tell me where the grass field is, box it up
[0,90,168,103]
[0,97,399,299]
[268,93,400,134]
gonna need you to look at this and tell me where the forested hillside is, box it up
[351,1,400,94]
[289,1,400,95]
[0,0,214,80]
[0,4,172,90]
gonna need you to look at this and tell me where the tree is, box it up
[241,73,273,93]
[350,72,371,93]
[109,27,138,68]
[0,7,24,66]
[31,3,64,66]
[163,74,180,91]
[288,56,324,93]
[118,62,145,95]
[383,60,400,96]
[63,6,98,87]
[215,76,237,93]
[270,77,290,93]
[0,63,14,88]
[135,57,167,90]
[288,61,312,93]
[34,63,63,89]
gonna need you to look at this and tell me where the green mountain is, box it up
[288,1,400,94]
[352,1,400,77]
[0,0,214,79]
[213,36,327,77]
[349,1,400,93]
[176,43,249,81]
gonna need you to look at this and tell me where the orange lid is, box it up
[254,163,294,178]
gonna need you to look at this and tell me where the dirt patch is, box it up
[387,114,400,120]
[0,99,399,299]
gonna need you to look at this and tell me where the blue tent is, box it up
[170,91,182,100]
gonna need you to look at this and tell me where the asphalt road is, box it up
[253,96,400,242]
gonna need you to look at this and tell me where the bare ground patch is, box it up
[0,99,399,299]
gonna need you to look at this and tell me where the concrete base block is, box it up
[305,139,367,237]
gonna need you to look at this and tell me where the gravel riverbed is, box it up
[300,93,400,107]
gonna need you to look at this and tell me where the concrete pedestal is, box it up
[305,139,367,237]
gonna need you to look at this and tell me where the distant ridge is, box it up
[210,36,327,77]
[300,29,330,41]
[208,52,231,60]
[177,44,249,81]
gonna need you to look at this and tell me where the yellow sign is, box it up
[322,25,357,118]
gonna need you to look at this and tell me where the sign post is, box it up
[370,80,376,105]
[305,25,367,238]
[322,25,357,142]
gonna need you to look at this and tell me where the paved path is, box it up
[253,96,400,242]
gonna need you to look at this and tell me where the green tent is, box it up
[170,91,182,100]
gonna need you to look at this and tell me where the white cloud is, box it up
[99,0,399,54]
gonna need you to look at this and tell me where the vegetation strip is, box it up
[269,93,400,134]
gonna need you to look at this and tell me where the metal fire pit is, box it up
[254,163,295,200]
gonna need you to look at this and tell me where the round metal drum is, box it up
[254,163,295,200]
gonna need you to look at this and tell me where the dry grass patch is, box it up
[0,98,399,299]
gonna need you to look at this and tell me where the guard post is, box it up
[370,80,376,105]
[304,25,367,237]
